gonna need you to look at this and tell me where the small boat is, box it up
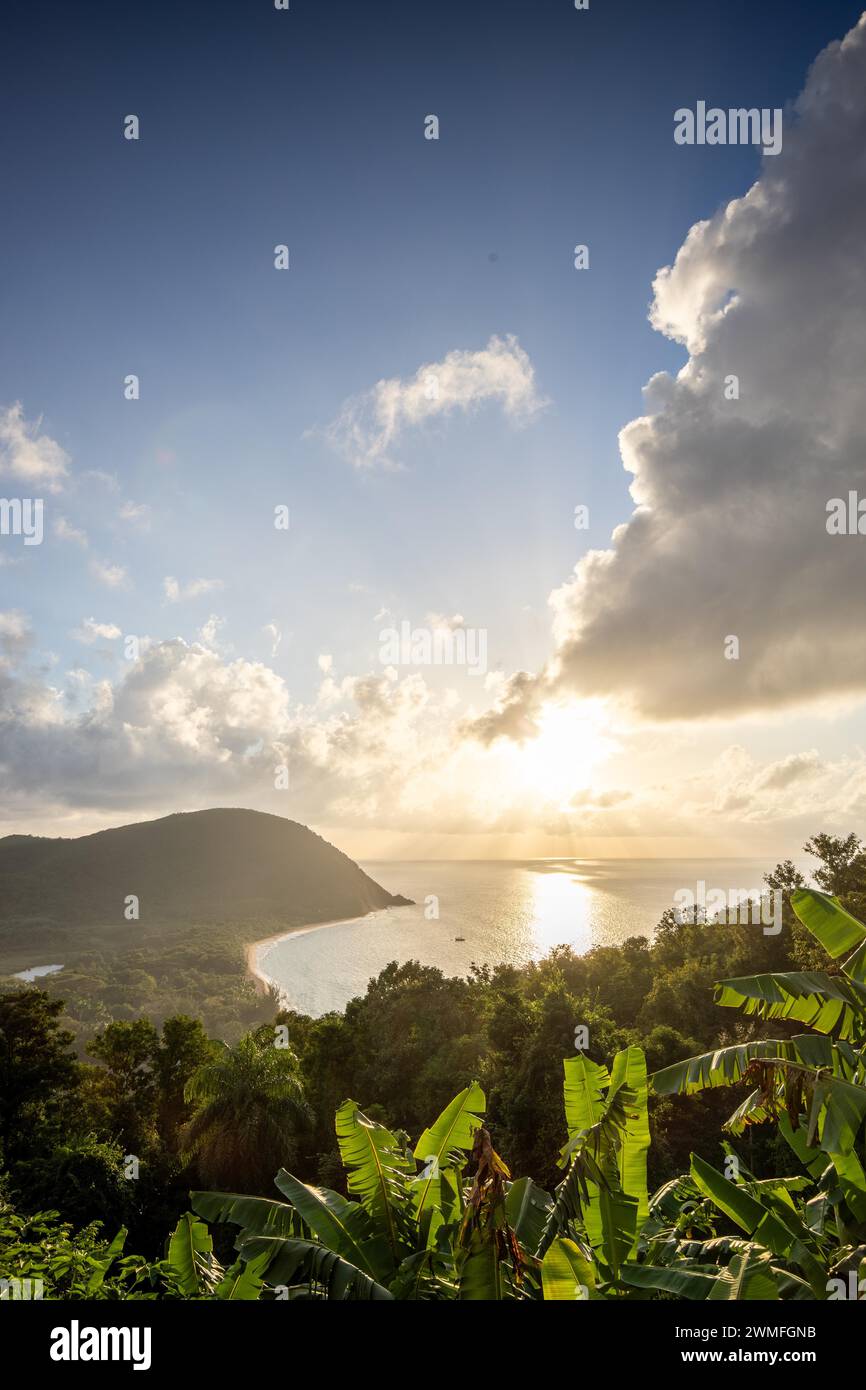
[454,936,466,941]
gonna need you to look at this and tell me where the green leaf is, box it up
[335,1100,413,1264]
[707,1246,780,1301]
[272,1170,382,1280]
[505,1177,553,1254]
[237,1235,393,1300]
[191,1191,301,1240]
[651,1040,792,1097]
[563,1054,610,1135]
[166,1213,218,1296]
[85,1227,127,1295]
[215,1251,270,1300]
[791,889,866,964]
[541,1237,598,1300]
[689,1155,791,1258]
[621,1261,717,1299]
[714,972,866,1039]
[412,1082,485,1223]
[610,1046,650,1233]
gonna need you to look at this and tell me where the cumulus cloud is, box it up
[472,16,866,730]
[0,404,69,491]
[320,334,546,469]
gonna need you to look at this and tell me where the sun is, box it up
[505,702,614,808]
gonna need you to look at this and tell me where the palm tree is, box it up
[181,1033,312,1192]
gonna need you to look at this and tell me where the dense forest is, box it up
[2,832,866,1300]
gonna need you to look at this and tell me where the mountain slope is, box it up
[0,808,411,928]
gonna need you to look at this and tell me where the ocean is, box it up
[256,857,796,1017]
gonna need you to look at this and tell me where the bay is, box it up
[256,857,799,1017]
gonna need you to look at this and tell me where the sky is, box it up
[1,0,866,859]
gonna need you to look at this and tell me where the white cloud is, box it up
[0,404,69,491]
[198,615,225,650]
[262,623,281,658]
[118,500,151,528]
[91,559,128,589]
[321,334,546,469]
[54,517,88,547]
[163,576,224,603]
[72,618,121,645]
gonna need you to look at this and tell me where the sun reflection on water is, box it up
[526,865,594,957]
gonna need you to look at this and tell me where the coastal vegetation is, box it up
[2,832,866,1299]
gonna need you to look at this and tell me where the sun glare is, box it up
[505,702,613,808]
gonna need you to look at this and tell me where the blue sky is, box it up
[2,0,866,855]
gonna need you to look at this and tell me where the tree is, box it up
[0,989,78,1167]
[180,1033,312,1192]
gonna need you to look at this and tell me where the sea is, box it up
[256,857,799,1017]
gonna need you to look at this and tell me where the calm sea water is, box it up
[257,858,793,1017]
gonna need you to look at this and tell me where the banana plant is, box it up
[648,888,866,1282]
[192,1082,541,1299]
[537,1045,650,1292]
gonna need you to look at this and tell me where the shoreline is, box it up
[244,914,366,997]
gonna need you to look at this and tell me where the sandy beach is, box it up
[244,916,362,996]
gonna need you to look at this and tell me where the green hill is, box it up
[0,809,411,1040]
[0,808,410,928]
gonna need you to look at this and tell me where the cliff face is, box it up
[0,808,411,928]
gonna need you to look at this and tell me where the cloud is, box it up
[262,623,281,658]
[0,610,32,659]
[163,576,224,603]
[0,404,69,491]
[72,618,122,645]
[54,517,88,547]
[118,501,151,528]
[0,612,862,851]
[320,334,546,468]
[91,559,128,589]
[471,16,866,729]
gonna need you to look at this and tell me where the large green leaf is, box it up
[335,1100,413,1264]
[505,1177,552,1254]
[621,1261,718,1299]
[191,1190,301,1240]
[651,1040,792,1097]
[791,890,866,971]
[689,1155,791,1258]
[707,1246,780,1301]
[812,1074,866,1155]
[563,1054,610,1134]
[714,971,866,1039]
[541,1237,598,1300]
[215,1251,270,1300]
[237,1235,393,1300]
[272,1170,382,1280]
[166,1212,219,1296]
[609,1047,650,1233]
[412,1082,485,1223]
